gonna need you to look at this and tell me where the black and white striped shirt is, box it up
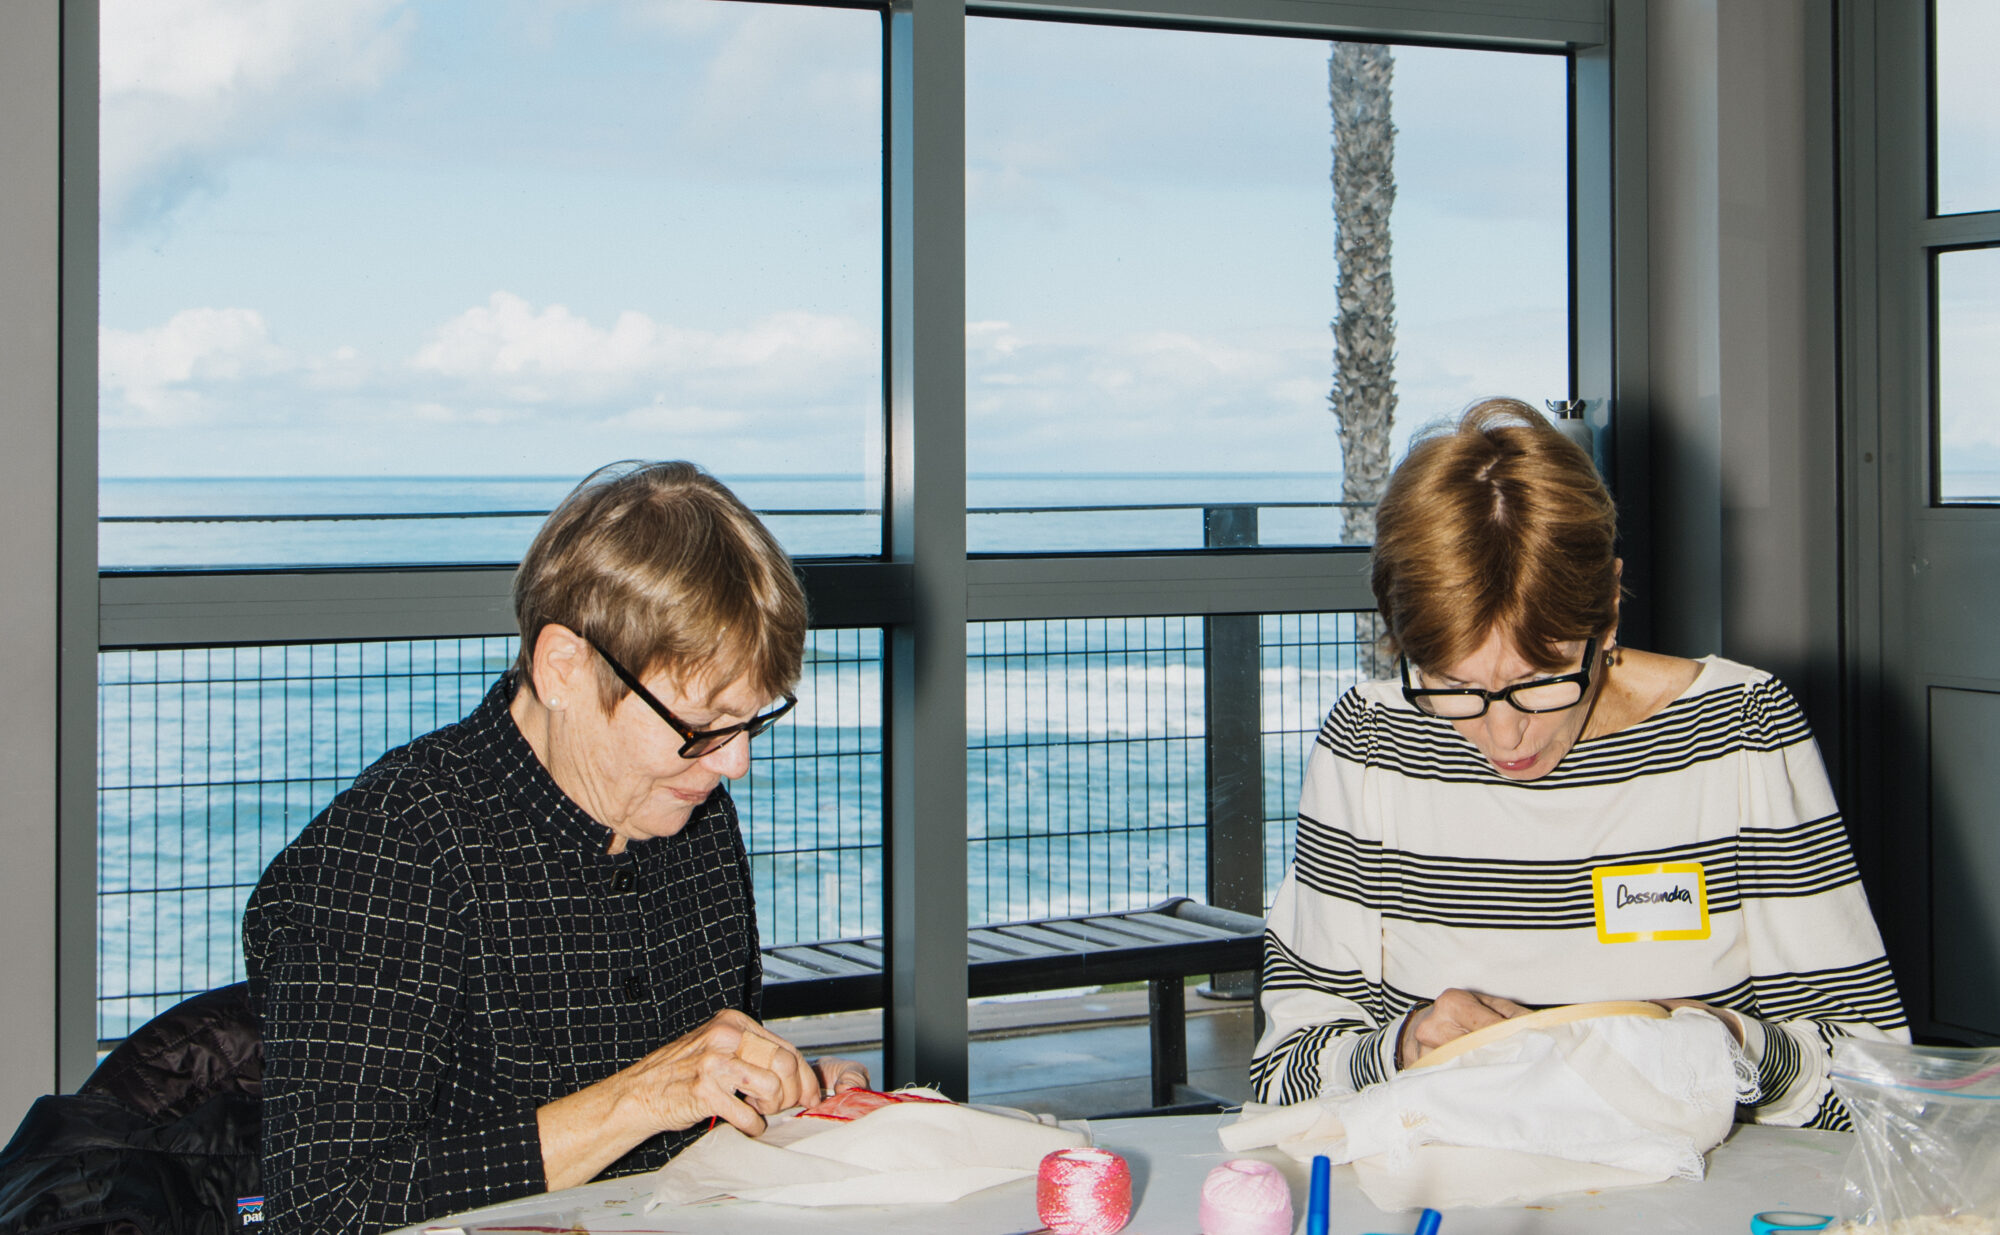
[1252,657,1907,1129]
[244,673,761,1234]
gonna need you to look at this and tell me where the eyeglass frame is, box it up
[587,640,797,758]
[1399,635,1600,719]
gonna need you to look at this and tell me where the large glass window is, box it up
[1933,0,1999,216]
[83,0,1595,1080]
[96,631,881,1042]
[965,21,1569,551]
[967,612,1374,925]
[98,639,510,1040]
[1936,246,2000,504]
[98,0,883,568]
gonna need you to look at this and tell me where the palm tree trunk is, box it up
[1329,41,1397,677]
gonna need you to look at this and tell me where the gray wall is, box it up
[1646,0,1843,747]
[0,1,63,1112]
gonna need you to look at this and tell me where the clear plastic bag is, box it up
[1828,1038,2000,1231]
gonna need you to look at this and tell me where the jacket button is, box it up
[611,867,634,895]
[623,974,649,1002]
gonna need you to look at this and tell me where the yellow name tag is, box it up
[1592,861,1710,943]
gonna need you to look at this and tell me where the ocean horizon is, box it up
[98,471,1360,568]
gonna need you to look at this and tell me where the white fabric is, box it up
[1253,656,1907,1129]
[647,1091,1089,1209]
[1224,1008,1759,1210]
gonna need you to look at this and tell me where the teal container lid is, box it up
[1752,1212,1835,1234]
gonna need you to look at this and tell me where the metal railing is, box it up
[98,495,1375,569]
[93,499,1374,1041]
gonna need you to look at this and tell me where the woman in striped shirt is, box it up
[1252,399,1907,1129]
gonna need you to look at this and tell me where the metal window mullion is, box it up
[1578,0,1652,649]
[58,0,102,1093]
[96,561,916,650]
[884,0,969,1099]
[967,0,1604,48]
[1916,212,2000,249]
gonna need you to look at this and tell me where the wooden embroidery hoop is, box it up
[1405,999,1670,1071]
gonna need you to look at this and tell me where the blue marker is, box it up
[1414,1209,1443,1235]
[1306,1154,1331,1235]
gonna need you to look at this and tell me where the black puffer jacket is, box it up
[0,984,262,1235]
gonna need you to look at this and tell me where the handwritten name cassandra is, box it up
[1615,883,1694,908]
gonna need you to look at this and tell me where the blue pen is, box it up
[1414,1209,1443,1235]
[1306,1155,1331,1235]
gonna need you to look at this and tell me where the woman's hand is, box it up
[1650,998,1746,1045]
[1397,987,1531,1069]
[623,1009,819,1135]
[538,1009,817,1191]
[812,1056,872,1099]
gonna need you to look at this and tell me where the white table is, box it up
[398,1117,1854,1235]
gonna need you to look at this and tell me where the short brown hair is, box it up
[512,461,807,712]
[1370,398,1619,674]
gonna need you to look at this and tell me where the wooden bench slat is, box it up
[822,941,886,969]
[1129,911,1241,941]
[760,955,825,982]
[967,937,1026,964]
[1095,914,1214,945]
[986,924,1096,956]
[1037,919,1154,950]
[967,926,1072,958]
[770,947,876,978]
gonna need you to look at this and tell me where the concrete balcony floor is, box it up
[771,985,1257,1120]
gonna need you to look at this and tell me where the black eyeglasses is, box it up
[1400,636,1599,720]
[589,641,796,758]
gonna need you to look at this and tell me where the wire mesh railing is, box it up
[94,612,1372,1042]
[95,632,883,1042]
[968,617,1207,923]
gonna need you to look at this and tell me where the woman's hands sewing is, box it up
[537,1008,873,1191]
[1396,988,1531,1070]
[1395,990,1750,1071]
[812,1055,872,1102]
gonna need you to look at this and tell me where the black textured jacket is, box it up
[0,983,262,1235]
[243,673,761,1234]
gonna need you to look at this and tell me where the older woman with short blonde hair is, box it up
[247,462,865,1235]
[1254,398,1907,1129]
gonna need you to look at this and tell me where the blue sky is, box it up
[98,0,1575,482]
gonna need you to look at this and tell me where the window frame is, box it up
[1837,0,2000,1042]
[60,0,1626,1092]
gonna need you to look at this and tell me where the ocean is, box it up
[98,472,1360,566]
[95,473,1369,1039]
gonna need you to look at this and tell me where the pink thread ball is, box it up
[1198,1158,1294,1235]
[1037,1147,1133,1235]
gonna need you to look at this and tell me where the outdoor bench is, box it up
[759,896,1265,1108]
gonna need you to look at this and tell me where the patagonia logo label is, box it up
[1592,861,1709,943]
[237,1196,264,1225]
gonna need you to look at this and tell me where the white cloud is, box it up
[617,0,877,174]
[961,306,1569,474]
[966,321,1336,471]
[100,0,413,228]
[100,307,291,424]
[410,292,875,405]
[618,0,738,38]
